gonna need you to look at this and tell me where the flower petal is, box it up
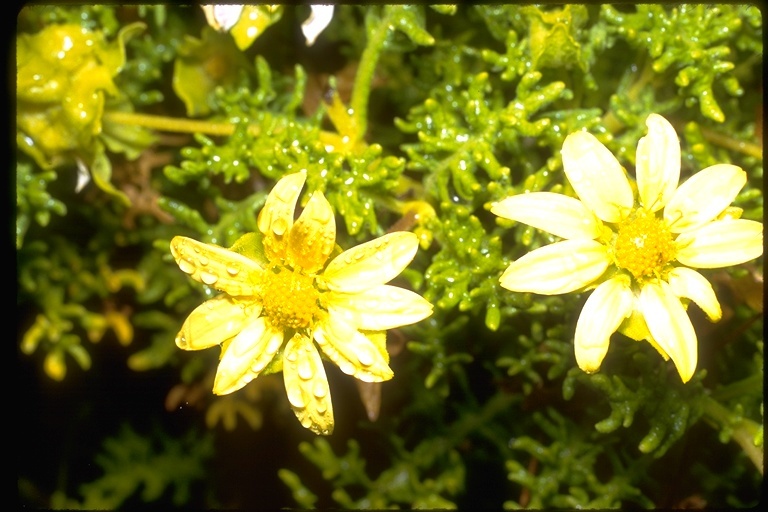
[314,313,394,382]
[636,113,681,213]
[257,171,306,263]
[283,333,335,435]
[667,267,722,322]
[214,317,283,395]
[499,239,610,295]
[491,192,602,240]
[287,190,337,273]
[640,281,697,383]
[326,285,433,330]
[301,5,334,46]
[171,236,263,296]
[322,231,418,293]
[176,295,258,350]
[574,276,634,374]
[561,131,633,223]
[664,164,746,233]
[675,219,763,268]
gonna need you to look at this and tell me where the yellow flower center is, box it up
[612,210,676,281]
[261,266,319,330]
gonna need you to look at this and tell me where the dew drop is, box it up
[339,360,356,375]
[316,401,327,414]
[288,387,306,408]
[176,334,187,348]
[272,218,289,236]
[178,259,195,274]
[198,256,209,266]
[356,346,374,367]
[313,380,327,398]
[298,359,314,380]
[226,266,240,276]
[286,350,298,362]
[200,271,219,285]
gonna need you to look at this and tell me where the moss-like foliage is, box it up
[17,4,762,509]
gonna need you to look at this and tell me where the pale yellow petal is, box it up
[664,164,746,233]
[313,313,394,382]
[640,281,697,383]
[287,190,336,273]
[675,219,763,268]
[257,171,306,262]
[667,267,722,322]
[636,113,680,213]
[499,239,610,295]
[176,295,258,350]
[490,192,602,240]
[283,333,334,435]
[214,317,281,395]
[561,131,633,223]
[322,232,418,293]
[326,285,433,330]
[171,236,262,296]
[574,276,634,374]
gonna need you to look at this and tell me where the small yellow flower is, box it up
[492,114,763,383]
[171,171,433,434]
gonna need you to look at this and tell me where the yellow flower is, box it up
[171,171,433,434]
[492,114,763,383]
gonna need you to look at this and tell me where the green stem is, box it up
[699,126,763,160]
[103,111,255,137]
[702,395,763,475]
[350,8,392,140]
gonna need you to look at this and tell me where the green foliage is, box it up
[53,425,213,509]
[281,437,463,509]
[503,409,653,509]
[17,4,763,510]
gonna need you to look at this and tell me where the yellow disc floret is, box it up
[261,266,320,330]
[613,210,676,281]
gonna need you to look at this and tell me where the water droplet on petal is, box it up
[272,218,289,236]
[356,346,373,367]
[200,271,218,285]
[226,266,240,276]
[198,256,209,266]
[178,259,195,274]
[286,350,298,362]
[316,401,327,413]
[313,380,327,398]
[298,359,314,380]
[339,360,356,375]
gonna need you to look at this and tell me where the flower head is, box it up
[492,114,762,382]
[171,171,433,434]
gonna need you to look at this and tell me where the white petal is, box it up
[667,267,722,322]
[491,192,602,240]
[574,276,634,374]
[283,333,335,435]
[214,317,280,395]
[313,314,393,382]
[323,232,418,293]
[675,219,763,268]
[640,281,698,383]
[301,5,334,46]
[664,164,746,233]
[326,285,433,330]
[500,239,610,295]
[561,131,633,223]
[636,113,681,213]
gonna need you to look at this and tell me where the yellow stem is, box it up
[103,111,255,137]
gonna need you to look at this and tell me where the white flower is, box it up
[492,114,763,382]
